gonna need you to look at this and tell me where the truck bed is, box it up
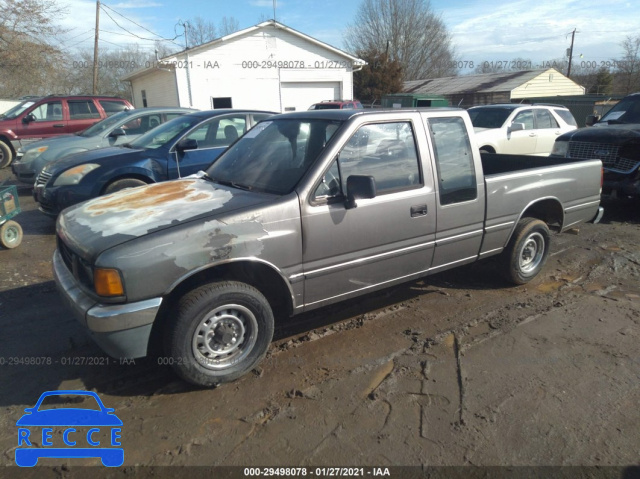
[480,153,598,176]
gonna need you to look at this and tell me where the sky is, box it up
[53,0,639,75]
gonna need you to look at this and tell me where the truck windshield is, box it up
[468,108,513,129]
[600,97,640,124]
[79,110,133,137]
[206,118,343,194]
[0,101,36,120]
[128,115,202,150]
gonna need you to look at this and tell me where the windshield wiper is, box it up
[606,119,626,124]
[206,176,253,191]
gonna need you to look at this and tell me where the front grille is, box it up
[35,170,52,187]
[57,235,94,289]
[568,141,640,173]
[568,141,619,165]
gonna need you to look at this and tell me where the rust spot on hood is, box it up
[67,179,234,238]
[86,180,204,215]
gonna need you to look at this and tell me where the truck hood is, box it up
[47,146,149,175]
[558,124,640,143]
[57,178,274,261]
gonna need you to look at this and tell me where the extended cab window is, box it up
[315,122,420,200]
[428,117,477,205]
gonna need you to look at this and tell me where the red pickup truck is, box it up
[0,95,133,168]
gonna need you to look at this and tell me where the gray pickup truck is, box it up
[53,108,604,387]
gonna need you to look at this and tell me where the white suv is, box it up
[468,104,577,156]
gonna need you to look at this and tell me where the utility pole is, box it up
[92,0,100,94]
[567,28,576,78]
[273,0,277,22]
[182,21,193,107]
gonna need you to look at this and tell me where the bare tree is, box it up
[65,44,177,100]
[219,16,240,36]
[186,16,217,47]
[614,35,640,94]
[344,0,456,81]
[0,0,69,96]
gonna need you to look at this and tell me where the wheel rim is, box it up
[192,304,258,370]
[3,225,19,245]
[519,232,545,273]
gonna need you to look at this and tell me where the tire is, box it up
[0,141,13,168]
[165,281,274,387]
[501,218,550,285]
[0,220,23,249]
[104,178,147,194]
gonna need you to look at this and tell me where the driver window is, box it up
[513,110,534,130]
[312,121,421,201]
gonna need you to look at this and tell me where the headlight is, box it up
[551,141,568,157]
[53,164,100,186]
[21,146,49,163]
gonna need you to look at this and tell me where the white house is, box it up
[122,20,366,113]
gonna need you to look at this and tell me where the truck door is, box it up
[300,118,437,308]
[501,109,537,155]
[425,115,485,272]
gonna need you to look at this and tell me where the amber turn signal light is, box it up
[94,268,124,297]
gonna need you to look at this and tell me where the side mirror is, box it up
[22,113,36,124]
[344,175,376,209]
[509,122,525,132]
[585,115,600,127]
[109,128,126,138]
[176,138,198,154]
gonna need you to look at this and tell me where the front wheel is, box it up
[501,218,550,285]
[165,281,274,387]
[0,141,13,168]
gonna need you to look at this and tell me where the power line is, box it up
[100,3,180,43]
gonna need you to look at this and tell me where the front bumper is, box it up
[11,160,36,184]
[34,184,92,217]
[53,250,162,358]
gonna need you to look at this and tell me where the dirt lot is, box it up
[0,167,639,474]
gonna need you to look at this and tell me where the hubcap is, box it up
[3,225,18,245]
[519,232,545,273]
[192,304,258,370]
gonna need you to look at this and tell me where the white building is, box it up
[123,20,365,113]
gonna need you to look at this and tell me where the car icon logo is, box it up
[15,390,123,467]
[593,149,611,157]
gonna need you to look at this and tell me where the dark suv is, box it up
[308,100,363,110]
[0,95,133,168]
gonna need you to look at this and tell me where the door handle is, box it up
[53,124,65,127]
[410,204,428,217]
[529,133,536,137]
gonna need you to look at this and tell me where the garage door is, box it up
[280,82,341,112]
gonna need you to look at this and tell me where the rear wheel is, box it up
[104,178,147,194]
[165,281,274,387]
[501,218,550,284]
[0,220,23,249]
[0,141,13,168]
